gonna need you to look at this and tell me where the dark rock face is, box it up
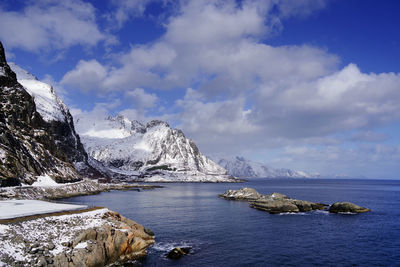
[329,202,371,213]
[166,247,192,259]
[0,41,81,186]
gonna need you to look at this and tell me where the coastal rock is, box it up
[0,208,155,266]
[219,187,261,200]
[166,247,191,259]
[329,202,371,213]
[220,188,328,214]
[250,198,300,214]
[52,211,155,266]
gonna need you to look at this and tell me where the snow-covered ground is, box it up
[0,208,110,265]
[31,175,68,187]
[0,200,87,219]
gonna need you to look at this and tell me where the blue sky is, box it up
[1,0,400,178]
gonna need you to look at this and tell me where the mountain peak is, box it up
[0,41,6,64]
[146,120,169,129]
[0,41,17,83]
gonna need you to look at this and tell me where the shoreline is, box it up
[0,207,155,266]
[0,180,161,266]
[0,179,163,201]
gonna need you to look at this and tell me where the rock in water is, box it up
[220,188,328,214]
[329,202,371,213]
[166,247,192,259]
[219,187,261,200]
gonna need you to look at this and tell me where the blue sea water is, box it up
[63,179,400,266]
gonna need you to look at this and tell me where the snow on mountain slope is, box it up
[212,156,320,178]
[75,115,237,182]
[0,42,80,186]
[9,63,67,122]
[8,63,105,179]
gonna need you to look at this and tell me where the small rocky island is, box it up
[219,188,370,214]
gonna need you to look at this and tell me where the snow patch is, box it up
[0,200,87,219]
[31,175,60,187]
[9,63,68,122]
[74,241,88,249]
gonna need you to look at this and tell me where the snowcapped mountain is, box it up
[75,114,237,182]
[8,62,104,179]
[0,42,80,186]
[212,156,320,178]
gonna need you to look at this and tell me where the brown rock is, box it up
[329,202,371,213]
[53,211,155,267]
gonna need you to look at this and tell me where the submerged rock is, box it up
[166,247,192,259]
[329,202,371,213]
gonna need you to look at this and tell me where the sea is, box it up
[63,178,400,266]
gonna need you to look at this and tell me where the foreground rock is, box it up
[0,208,155,266]
[166,247,192,260]
[0,179,162,200]
[220,188,328,214]
[329,202,371,214]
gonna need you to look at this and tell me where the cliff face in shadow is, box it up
[0,41,80,186]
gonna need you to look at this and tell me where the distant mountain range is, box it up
[212,156,320,178]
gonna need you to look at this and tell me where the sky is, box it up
[1,0,400,179]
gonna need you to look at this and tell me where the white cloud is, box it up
[106,0,153,29]
[0,0,109,52]
[61,60,108,92]
[125,88,158,109]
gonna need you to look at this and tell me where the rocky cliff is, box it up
[0,41,80,186]
[8,63,105,180]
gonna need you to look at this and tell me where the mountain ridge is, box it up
[212,155,320,179]
[75,113,238,182]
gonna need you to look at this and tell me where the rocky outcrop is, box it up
[53,211,155,266]
[0,208,155,266]
[219,187,261,200]
[329,202,371,213]
[166,247,192,259]
[220,188,327,214]
[0,41,80,186]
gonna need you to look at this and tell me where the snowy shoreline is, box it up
[0,179,160,266]
[0,178,162,200]
[0,207,155,266]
